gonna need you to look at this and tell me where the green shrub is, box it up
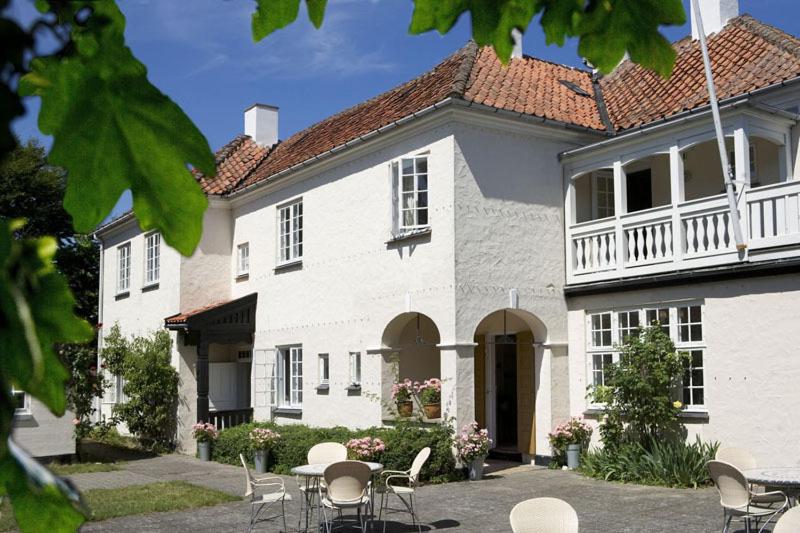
[212,421,460,483]
[580,436,719,488]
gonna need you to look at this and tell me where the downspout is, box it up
[93,233,104,423]
[691,0,747,252]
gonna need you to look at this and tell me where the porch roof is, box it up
[164,293,257,331]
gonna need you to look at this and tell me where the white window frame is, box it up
[349,352,361,387]
[586,312,615,403]
[396,155,429,231]
[276,345,303,407]
[591,171,615,220]
[12,388,30,416]
[277,200,303,265]
[117,242,131,294]
[237,242,250,277]
[144,232,160,287]
[676,305,706,410]
[318,353,329,385]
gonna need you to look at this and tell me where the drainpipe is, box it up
[691,0,747,252]
[93,233,104,423]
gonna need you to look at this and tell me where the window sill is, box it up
[13,412,32,421]
[316,384,329,392]
[235,272,249,281]
[274,260,302,273]
[114,291,130,300]
[583,408,709,420]
[345,384,362,396]
[142,282,159,292]
[273,407,302,416]
[386,227,431,245]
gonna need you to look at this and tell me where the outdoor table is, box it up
[291,461,384,532]
[743,467,800,507]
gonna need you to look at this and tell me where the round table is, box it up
[744,467,800,506]
[292,462,384,532]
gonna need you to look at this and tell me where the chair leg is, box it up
[281,497,287,533]
[411,493,421,533]
[382,492,389,533]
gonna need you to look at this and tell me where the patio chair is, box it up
[239,454,291,533]
[298,442,349,529]
[320,460,372,533]
[715,447,783,503]
[774,505,800,533]
[379,446,431,533]
[706,460,787,533]
[509,497,579,533]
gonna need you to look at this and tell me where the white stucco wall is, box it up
[566,274,800,466]
[180,205,233,312]
[12,400,76,458]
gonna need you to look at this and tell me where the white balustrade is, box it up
[571,223,616,274]
[622,216,674,265]
[747,180,800,247]
[681,206,735,257]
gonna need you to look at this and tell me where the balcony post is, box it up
[669,145,685,262]
[613,161,625,270]
[564,173,576,283]
[734,127,751,249]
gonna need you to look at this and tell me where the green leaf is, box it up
[253,0,330,40]
[19,0,214,256]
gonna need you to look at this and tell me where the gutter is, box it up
[559,74,800,160]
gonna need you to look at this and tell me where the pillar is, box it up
[439,343,476,432]
[196,337,209,423]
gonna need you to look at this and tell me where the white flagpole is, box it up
[690,0,746,251]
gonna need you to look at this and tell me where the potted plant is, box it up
[345,437,386,461]
[417,378,442,419]
[392,379,415,417]
[548,416,593,469]
[454,421,492,481]
[192,422,218,461]
[249,427,281,474]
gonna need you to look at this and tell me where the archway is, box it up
[473,309,544,461]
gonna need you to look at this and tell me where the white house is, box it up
[95,1,800,465]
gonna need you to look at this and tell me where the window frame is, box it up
[116,242,131,294]
[276,345,303,408]
[349,352,361,387]
[318,353,329,385]
[397,155,429,231]
[144,232,161,287]
[591,170,615,220]
[237,242,250,277]
[12,388,30,417]
[277,200,303,266]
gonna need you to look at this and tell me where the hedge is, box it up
[212,421,461,483]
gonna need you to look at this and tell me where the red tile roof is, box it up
[194,135,270,195]
[164,300,232,325]
[601,15,800,131]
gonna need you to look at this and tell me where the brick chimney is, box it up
[244,103,279,147]
[691,0,738,40]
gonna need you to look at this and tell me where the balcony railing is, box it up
[568,180,800,284]
[209,408,253,430]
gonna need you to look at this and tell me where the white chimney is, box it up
[691,0,738,40]
[511,29,523,59]
[244,103,279,147]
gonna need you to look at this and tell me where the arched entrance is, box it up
[473,309,544,460]
[380,313,441,409]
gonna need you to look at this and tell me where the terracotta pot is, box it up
[397,401,413,417]
[423,403,441,419]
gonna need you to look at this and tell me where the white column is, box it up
[613,161,626,270]
[439,343,476,432]
[564,176,576,283]
[670,145,685,263]
[734,127,751,187]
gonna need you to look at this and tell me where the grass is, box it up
[48,462,123,476]
[0,481,239,531]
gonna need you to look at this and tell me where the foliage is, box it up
[416,378,441,406]
[580,436,719,489]
[454,421,491,463]
[345,436,385,460]
[192,423,219,444]
[103,325,179,451]
[212,421,459,483]
[548,416,593,452]
[589,324,687,449]
[249,427,280,451]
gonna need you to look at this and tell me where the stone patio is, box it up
[70,454,763,532]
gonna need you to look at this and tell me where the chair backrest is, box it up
[324,461,371,504]
[774,505,800,533]
[707,460,751,510]
[509,497,579,533]
[409,447,431,482]
[308,442,348,465]
[239,453,254,497]
[715,447,757,471]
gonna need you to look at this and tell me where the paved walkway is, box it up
[71,454,752,532]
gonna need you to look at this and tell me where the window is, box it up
[682,350,705,407]
[590,313,613,348]
[617,310,641,343]
[12,388,29,416]
[591,353,613,387]
[117,243,131,293]
[237,243,250,276]
[397,156,428,229]
[677,305,703,343]
[144,233,160,286]
[278,201,303,264]
[587,312,614,395]
[349,352,361,386]
[645,307,670,335]
[592,172,615,219]
[318,354,329,385]
[277,346,303,407]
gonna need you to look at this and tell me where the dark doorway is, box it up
[626,169,653,213]
[494,335,518,449]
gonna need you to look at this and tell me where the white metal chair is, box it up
[320,460,372,533]
[379,447,430,533]
[298,442,349,529]
[239,453,291,532]
[509,497,579,533]
[706,460,787,533]
[774,505,800,533]
[715,447,784,504]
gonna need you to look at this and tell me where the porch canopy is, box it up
[164,293,257,424]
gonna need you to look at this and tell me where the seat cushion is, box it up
[254,492,290,504]
[322,495,370,509]
[387,485,415,495]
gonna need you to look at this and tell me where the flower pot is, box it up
[468,457,486,481]
[197,441,211,462]
[397,401,413,417]
[423,403,441,419]
[566,443,581,469]
[254,449,268,474]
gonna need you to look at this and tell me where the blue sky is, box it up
[8,0,799,218]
